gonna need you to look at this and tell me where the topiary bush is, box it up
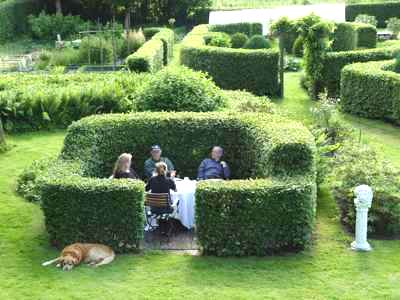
[120,28,146,58]
[292,35,305,57]
[210,23,262,36]
[340,59,400,123]
[134,66,225,112]
[35,112,316,254]
[331,22,357,52]
[346,2,400,28]
[231,32,248,48]
[181,25,279,96]
[354,23,377,48]
[208,32,231,48]
[244,34,271,49]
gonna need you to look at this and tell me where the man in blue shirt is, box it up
[197,146,231,180]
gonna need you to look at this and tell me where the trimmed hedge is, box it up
[181,25,279,96]
[0,72,149,132]
[340,59,400,123]
[47,112,316,255]
[322,45,400,96]
[331,22,357,52]
[0,0,42,42]
[126,28,174,73]
[209,23,263,36]
[354,23,377,48]
[345,2,400,28]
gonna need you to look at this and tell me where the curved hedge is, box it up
[345,2,400,28]
[126,28,174,73]
[181,24,279,96]
[340,60,400,123]
[41,112,316,255]
[321,44,400,97]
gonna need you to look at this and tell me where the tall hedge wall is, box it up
[181,24,279,96]
[322,45,400,97]
[209,23,263,36]
[340,60,400,123]
[43,112,316,255]
[0,0,42,41]
[354,23,377,49]
[126,28,174,73]
[345,2,400,28]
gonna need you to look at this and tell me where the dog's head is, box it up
[57,254,79,271]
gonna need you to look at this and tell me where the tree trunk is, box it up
[124,7,131,31]
[0,118,6,150]
[55,0,62,15]
[278,35,285,98]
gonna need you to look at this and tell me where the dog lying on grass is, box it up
[42,243,115,271]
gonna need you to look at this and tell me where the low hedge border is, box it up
[340,59,400,123]
[345,2,400,28]
[181,24,279,96]
[126,28,174,73]
[40,112,316,255]
[322,45,400,97]
[209,23,263,36]
[0,0,42,42]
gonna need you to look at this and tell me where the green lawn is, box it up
[1,73,400,299]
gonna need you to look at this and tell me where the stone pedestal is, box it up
[351,185,373,252]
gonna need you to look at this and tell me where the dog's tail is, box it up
[42,257,61,266]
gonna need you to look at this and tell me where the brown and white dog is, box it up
[42,243,115,271]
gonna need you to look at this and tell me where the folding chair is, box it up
[144,193,175,237]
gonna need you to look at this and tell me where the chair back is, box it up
[145,193,170,208]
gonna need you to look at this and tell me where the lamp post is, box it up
[351,185,373,252]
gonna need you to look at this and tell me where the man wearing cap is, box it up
[144,145,175,179]
[197,146,231,180]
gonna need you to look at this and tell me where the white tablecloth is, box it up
[170,179,196,229]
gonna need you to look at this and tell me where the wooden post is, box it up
[278,35,285,98]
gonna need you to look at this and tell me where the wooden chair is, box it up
[144,193,175,236]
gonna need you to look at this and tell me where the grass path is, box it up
[1,74,400,299]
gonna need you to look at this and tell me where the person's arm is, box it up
[197,159,206,180]
[144,159,153,179]
[221,161,231,179]
[170,179,177,192]
[145,178,152,192]
[166,158,175,171]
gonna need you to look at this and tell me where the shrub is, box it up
[28,11,90,40]
[126,28,174,72]
[134,66,225,112]
[36,112,315,255]
[354,14,378,28]
[78,36,113,65]
[210,23,262,36]
[244,35,271,49]
[386,17,400,38]
[331,22,357,52]
[181,25,279,96]
[331,142,400,236]
[354,23,377,48]
[120,28,146,58]
[221,90,276,114]
[49,48,81,66]
[340,60,400,123]
[0,0,41,42]
[322,45,400,97]
[231,32,248,48]
[292,35,304,57]
[395,53,400,73]
[208,32,231,47]
[270,16,299,54]
[346,2,400,28]
[0,72,149,132]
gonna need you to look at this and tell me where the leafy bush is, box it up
[28,11,90,40]
[340,60,400,123]
[331,141,400,236]
[210,23,262,36]
[270,16,299,54]
[231,32,248,48]
[49,48,81,66]
[78,36,113,65]
[0,72,149,132]
[208,32,231,47]
[331,22,357,52]
[346,2,400,28]
[386,17,400,38]
[134,66,225,112]
[244,35,271,49]
[126,28,174,72]
[322,44,400,97]
[292,35,304,57]
[181,25,279,96]
[354,23,377,48]
[221,90,276,114]
[41,112,315,255]
[0,0,41,42]
[395,53,400,73]
[120,28,146,58]
[354,14,378,28]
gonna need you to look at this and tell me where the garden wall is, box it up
[341,60,400,123]
[180,24,279,96]
[42,112,316,255]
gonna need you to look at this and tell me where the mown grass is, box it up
[1,72,400,299]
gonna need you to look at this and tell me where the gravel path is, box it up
[209,3,345,34]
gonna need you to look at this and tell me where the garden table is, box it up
[171,178,197,229]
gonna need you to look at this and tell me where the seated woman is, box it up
[110,153,140,179]
[145,162,177,195]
